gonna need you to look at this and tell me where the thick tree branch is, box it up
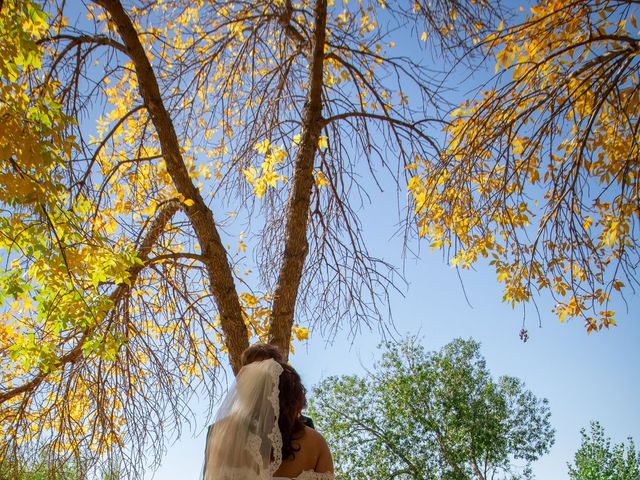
[471,458,487,480]
[37,33,127,54]
[93,0,248,373]
[269,0,327,357]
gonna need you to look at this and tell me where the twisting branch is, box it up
[74,104,145,194]
[277,0,309,51]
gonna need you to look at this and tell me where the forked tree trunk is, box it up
[96,0,327,369]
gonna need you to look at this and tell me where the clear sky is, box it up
[150,177,640,479]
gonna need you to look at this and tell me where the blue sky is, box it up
[151,177,640,479]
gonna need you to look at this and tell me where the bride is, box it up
[203,358,334,480]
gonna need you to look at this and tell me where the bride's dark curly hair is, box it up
[278,363,307,460]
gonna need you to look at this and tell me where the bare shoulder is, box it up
[302,427,333,473]
[302,426,328,446]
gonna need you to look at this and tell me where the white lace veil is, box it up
[203,359,284,480]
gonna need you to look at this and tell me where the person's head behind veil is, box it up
[204,359,284,480]
[241,343,284,366]
[277,363,307,461]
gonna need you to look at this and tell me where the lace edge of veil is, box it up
[268,360,283,473]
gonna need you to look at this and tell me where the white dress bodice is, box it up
[273,472,334,480]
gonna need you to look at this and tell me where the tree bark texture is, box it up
[94,0,249,374]
[269,0,328,358]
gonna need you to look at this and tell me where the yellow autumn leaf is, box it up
[318,135,329,150]
[511,137,525,156]
[293,325,310,341]
[254,139,271,155]
[242,166,258,184]
[315,170,329,188]
[104,218,118,235]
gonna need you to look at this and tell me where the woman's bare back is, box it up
[272,426,333,479]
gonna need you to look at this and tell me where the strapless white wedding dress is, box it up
[273,472,334,480]
[210,466,333,480]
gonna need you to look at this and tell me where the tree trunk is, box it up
[94,0,249,374]
[471,459,487,480]
[269,0,327,358]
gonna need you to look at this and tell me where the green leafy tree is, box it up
[0,453,85,480]
[568,421,640,480]
[0,449,121,480]
[309,338,555,480]
[0,462,83,480]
